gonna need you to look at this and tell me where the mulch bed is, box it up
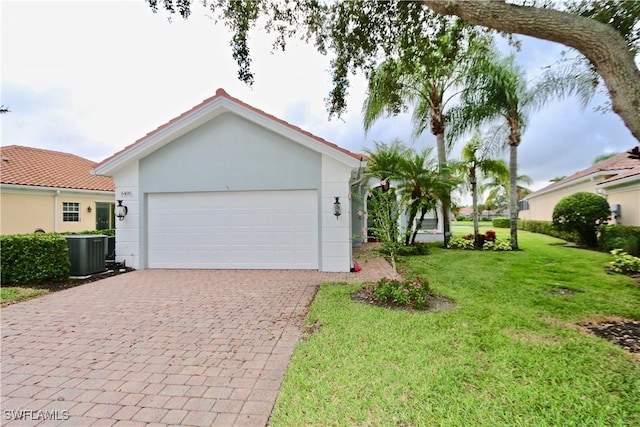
[1,267,134,307]
[581,319,640,354]
[35,267,134,292]
[350,285,455,313]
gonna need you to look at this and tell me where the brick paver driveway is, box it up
[1,258,393,426]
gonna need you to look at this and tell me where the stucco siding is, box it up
[104,98,360,272]
[113,161,141,269]
[1,193,54,235]
[0,190,114,235]
[607,187,640,226]
[139,113,321,193]
[519,180,598,222]
[321,155,353,272]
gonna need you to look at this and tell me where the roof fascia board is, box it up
[526,171,618,199]
[597,173,640,189]
[94,97,362,176]
[229,103,363,168]
[0,184,115,196]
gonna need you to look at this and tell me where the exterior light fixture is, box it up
[87,206,92,213]
[115,200,128,221]
[333,196,342,219]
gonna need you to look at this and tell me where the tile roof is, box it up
[0,145,115,192]
[527,147,640,197]
[95,88,364,168]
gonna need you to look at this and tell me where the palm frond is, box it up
[530,63,599,110]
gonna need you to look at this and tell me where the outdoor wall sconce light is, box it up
[115,200,128,221]
[87,206,92,213]
[333,196,342,219]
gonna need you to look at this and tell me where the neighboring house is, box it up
[93,89,366,272]
[456,206,505,220]
[520,149,640,226]
[0,145,116,235]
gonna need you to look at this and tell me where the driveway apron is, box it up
[1,258,393,426]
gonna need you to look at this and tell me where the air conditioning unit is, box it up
[65,235,107,276]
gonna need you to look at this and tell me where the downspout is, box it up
[53,190,60,232]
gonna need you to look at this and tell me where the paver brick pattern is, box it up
[1,257,393,426]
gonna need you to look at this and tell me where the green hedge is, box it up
[599,224,640,257]
[65,229,115,236]
[1,234,71,285]
[517,219,579,243]
[492,217,510,228]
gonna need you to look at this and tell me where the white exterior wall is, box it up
[102,101,361,273]
[321,155,353,272]
[113,161,141,269]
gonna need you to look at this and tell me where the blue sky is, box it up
[2,1,637,200]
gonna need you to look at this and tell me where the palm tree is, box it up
[593,153,617,164]
[362,140,408,244]
[362,24,492,247]
[448,53,596,249]
[363,140,452,247]
[482,173,533,213]
[362,139,407,186]
[396,148,448,245]
[457,132,509,242]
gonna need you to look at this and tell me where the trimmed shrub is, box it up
[1,234,71,285]
[455,215,466,221]
[552,192,610,247]
[599,225,640,257]
[492,217,510,228]
[483,239,512,251]
[517,219,579,242]
[65,229,115,236]
[448,236,475,250]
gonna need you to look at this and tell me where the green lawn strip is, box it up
[270,231,640,426]
[1,287,49,304]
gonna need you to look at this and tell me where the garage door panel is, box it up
[148,190,318,269]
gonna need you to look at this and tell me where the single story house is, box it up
[455,206,505,220]
[519,149,640,226]
[0,145,116,235]
[93,89,367,272]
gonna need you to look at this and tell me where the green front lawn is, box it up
[1,287,49,304]
[270,231,639,426]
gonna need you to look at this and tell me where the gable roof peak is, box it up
[94,89,364,174]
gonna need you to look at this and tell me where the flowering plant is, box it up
[374,277,431,309]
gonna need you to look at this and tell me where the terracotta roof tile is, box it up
[0,145,115,192]
[96,88,364,168]
[528,148,640,197]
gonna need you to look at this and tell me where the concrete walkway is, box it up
[1,258,393,427]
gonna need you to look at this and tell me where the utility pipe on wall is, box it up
[54,190,60,232]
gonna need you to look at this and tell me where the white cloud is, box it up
[1,0,637,200]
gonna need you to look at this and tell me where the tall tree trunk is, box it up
[471,166,479,241]
[423,0,640,142]
[435,131,451,247]
[411,205,429,245]
[509,143,519,250]
[405,203,418,246]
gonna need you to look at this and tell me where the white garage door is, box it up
[147,190,318,269]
